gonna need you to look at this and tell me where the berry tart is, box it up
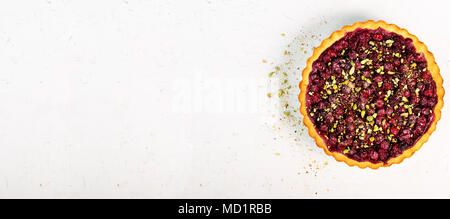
[299,20,444,169]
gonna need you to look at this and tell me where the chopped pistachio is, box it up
[343,147,350,154]
[349,65,355,75]
[385,39,394,47]
[393,77,399,85]
[360,59,372,65]
[373,125,380,132]
[376,66,384,73]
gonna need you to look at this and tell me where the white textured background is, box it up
[0,0,449,198]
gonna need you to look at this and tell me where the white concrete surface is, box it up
[0,0,449,198]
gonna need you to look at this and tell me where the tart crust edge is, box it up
[298,20,444,169]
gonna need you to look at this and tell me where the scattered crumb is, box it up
[266,25,329,176]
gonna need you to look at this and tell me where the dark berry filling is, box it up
[306,28,438,164]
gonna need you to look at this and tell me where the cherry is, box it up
[416,82,425,91]
[380,141,390,150]
[374,75,383,83]
[327,49,337,58]
[386,108,394,116]
[384,63,394,71]
[313,61,325,71]
[373,34,383,41]
[309,85,319,92]
[374,99,385,108]
[424,89,434,97]
[422,108,431,115]
[391,127,399,136]
[370,150,379,161]
[328,136,337,146]
[403,89,410,97]
[378,149,388,161]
